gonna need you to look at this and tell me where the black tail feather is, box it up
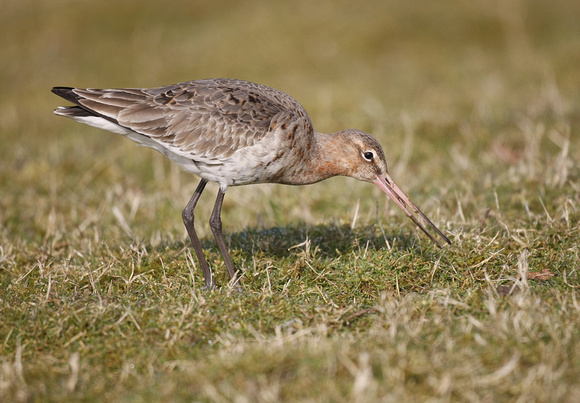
[51,87,81,105]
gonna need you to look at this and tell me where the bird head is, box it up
[339,129,451,248]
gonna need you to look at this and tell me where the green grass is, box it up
[1,0,580,401]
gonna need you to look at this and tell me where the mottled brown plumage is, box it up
[52,78,450,289]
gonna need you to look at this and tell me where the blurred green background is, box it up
[2,0,578,238]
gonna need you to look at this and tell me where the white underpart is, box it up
[55,108,283,189]
[60,113,129,135]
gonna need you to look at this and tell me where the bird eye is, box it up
[363,151,374,161]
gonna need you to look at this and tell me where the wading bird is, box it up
[52,78,450,289]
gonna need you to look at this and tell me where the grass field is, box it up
[1,0,580,401]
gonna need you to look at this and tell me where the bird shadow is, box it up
[145,222,442,288]
[211,222,427,262]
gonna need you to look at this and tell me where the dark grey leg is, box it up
[209,186,240,288]
[182,179,213,289]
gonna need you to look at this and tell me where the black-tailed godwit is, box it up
[52,78,450,289]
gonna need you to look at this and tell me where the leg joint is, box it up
[182,207,195,225]
[209,214,222,233]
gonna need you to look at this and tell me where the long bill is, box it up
[372,174,451,248]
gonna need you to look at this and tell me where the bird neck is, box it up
[300,131,353,183]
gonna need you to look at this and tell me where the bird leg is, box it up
[209,187,241,289]
[182,179,214,289]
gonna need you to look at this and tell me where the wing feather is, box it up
[55,79,314,162]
